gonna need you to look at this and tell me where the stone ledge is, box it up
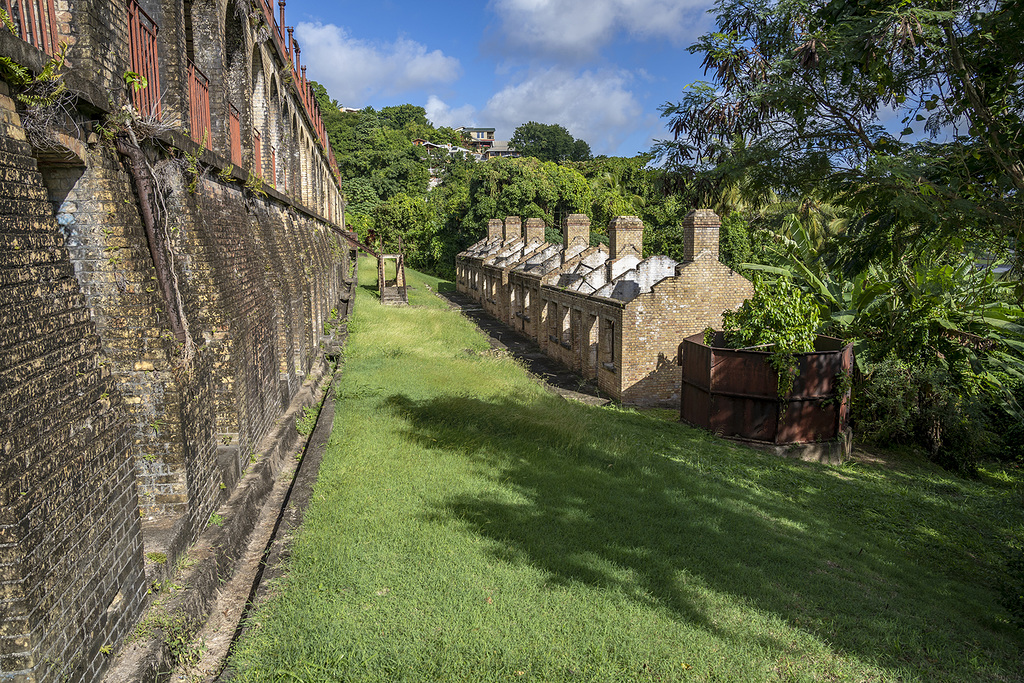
[727,428,853,466]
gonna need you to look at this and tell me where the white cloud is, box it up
[425,96,478,129]
[481,68,644,155]
[490,0,712,57]
[294,22,461,107]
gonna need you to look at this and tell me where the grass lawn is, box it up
[227,258,1023,682]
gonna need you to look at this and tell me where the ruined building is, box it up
[0,0,352,680]
[456,211,754,406]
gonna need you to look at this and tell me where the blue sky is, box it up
[280,0,718,157]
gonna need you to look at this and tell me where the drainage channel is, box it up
[209,360,340,681]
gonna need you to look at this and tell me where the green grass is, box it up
[228,260,1024,682]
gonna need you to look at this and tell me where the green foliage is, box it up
[244,168,267,197]
[744,216,1024,469]
[0,55,30,85]
[722,278,820,354]
[1,43,68,110]
[510,121,592,163]
[855,354,994,472]
[380,104,429,130]
[661,0,1024,273]
[462,157,593,236]
[181,134,207,194]
[122,70,148,93]
[296,405,318,436]
[718,211,752,271]
[0,7,15,34]
[722,278,820,404]
[372,192,435,261]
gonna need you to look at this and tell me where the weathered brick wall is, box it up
[42,150,203,521]
[0,109,349,683]
[0,84,147,683]
[456,211,753,407]
[67,0,132,98]
[1,0,352,674]
[619,211,753,407]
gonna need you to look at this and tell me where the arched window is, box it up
[250,48,267,176]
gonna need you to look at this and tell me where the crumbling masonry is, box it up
[456,212,754,406]
[1,0,351,681]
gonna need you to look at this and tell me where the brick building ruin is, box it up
[456,211,754,406]
[0,0,352,680]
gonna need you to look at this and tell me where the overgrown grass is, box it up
[228,261,1023,682]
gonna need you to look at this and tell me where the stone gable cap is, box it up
[609,216,644,230]
[686,209,721,224]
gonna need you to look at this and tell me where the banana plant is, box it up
[742,221,1024,419]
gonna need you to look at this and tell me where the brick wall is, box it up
[619,211,753,406]
[456,211,753,407]
[0,0,353,671]
[0,83,147,683]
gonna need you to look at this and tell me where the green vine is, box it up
[218,164,236,182]
[768,349,799,405]
[0,8,15,35]
[822,368,854,408]
[702,326,715,346]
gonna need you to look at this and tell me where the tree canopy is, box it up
[659,0,1023,276]
[510,121,592,163]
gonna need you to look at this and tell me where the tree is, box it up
[659,0,1024,276]
[510,121,592,163]
[372,193,435,263]
[380,104,429,130]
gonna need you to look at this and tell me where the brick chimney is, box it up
[609,216,644,259]
[503,216,522,242]
[524,217,545,244]
[487,219,503,241]
[562,214,590,251]
[683,209,720,261]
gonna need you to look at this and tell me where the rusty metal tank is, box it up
[678,332,853,457]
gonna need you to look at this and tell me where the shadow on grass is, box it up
[383,392,1023,681]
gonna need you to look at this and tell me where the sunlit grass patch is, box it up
[228,263,1024,683]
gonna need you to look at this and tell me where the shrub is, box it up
[854,354,995,473]
[722,277,819,353]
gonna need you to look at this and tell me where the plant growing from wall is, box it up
[177,133,208,194]
[0,7,16,34]
[245,168,267,197]
[296,405,318,436]
[0,43,79,149]
[122,70,148,93]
